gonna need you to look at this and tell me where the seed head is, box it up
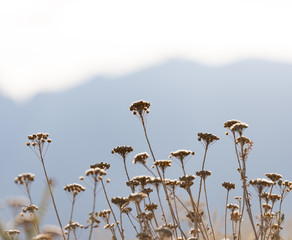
[170,149,195,164]
[90,162,110,170]
[265,173,282,182]
[230,122,248,135]
[196,170,212,179]
[22,204,38,214]
[222,182,235,191]
[129,100,151,117]
[224,120,241,129]
[63,183,85,196]
[197,133,219,146]
[133,152,149,165]
[111,145,133,159]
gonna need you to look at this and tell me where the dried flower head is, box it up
[197,133,219,146]
[265,173,282,182]
[121,207,132,214]
[196,170,212,179]
[153,160,172,172]
[145,203,158,212]
[64,221,83,230]
[141,187,153,196]
[98,209,111,219]
[14,173,35,185]
[169,149,195,164]
[236,136,252,145]
[90,162,111,170]
[146,177,162,187]
[22,204,38,214]
[85,167,107,178]
[249,178,274,194]
[179,175,196,189]
[111,196,129,209]
[227,204,239,211]
[230,122,248,135]
[224,119,241,129]
[230,211,242,222]
[222,182,236,191]
[111,145,133,159]
[133,152,149,165]
[27,133,51,159]
[63,183,85,196]
[129,100,151,117]
[132,175,151,187]
[5,229,20,238]
[128,192,147,203]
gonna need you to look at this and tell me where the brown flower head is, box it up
[5,229,20,238]
[133,152,149,165]
[14,173,35,185]
[169,149,195,164]
[224,120,241,129]
[230,122,248,136]
[249,178,274,194]
[128,192,147,203]
[179,175,196,190]
[129,100,151,117]
[32,234,53,240]
[196,170,212,179]
[27,133,51,159]
[197,133,219,146]
[265,173,282,182]
[111,196,129,209]
[222,182,235,191]
[111,145,133,159]
[90,162,110,170]
[145,203,158,212]
[153,160,172,172]
[22,204,38,214]
[63,183,85,197]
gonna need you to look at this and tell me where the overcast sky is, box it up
[0,0,292,100]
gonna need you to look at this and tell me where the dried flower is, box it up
[90,162,111,170]
[63,183,85,196]
[22,204,38,214]
[249,178,274,194]
[129,100,151,117]
[196,170,211,179]
[265,173,282,182]
[153,160,172,172]
[222,182,235,191]
[128,192,147,203]
[111,145,133,159]
[224,120,241,129]
[230,122,248,135]
[197,133,219,146]
[32,234,53,240]
[14,173,35,185]
[169,149,195,164]
[5,229,20,238]
[133,152,149,165]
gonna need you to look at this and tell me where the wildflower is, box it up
[63,183,85,196]
[196,170,212,179]
[85,167,106,178]
[230,211,241,222]
[262,203,272,211]
[227,204,239,211]
[265,173,282,182]
[64,221,83,231]
[269,194,281,203]
[14,173,35,185]
[5,229,20,238]
[145,203,158,212]
[22,204,38,214]
[129,100,151,116]
[146,177,162,188]
[224,119,241,128]
[236,136,251,145]
[132,175,151,187]
[111,145,133,159]
[126,179,140,190]
[98,209,111,219]
[128,192,147,203]
[90,162,111,170]
[153,160,172,172]
[27,133,51,159]
[230,122,248,135]
[141,187,153,196]
[179,175,196,189]
[121,207,132,214]
[197,133,219,146]
[249,178,274,194]
[111,196,129,209]
[169,149,194,164]
[133,152,149,165]
[222,182,235,191]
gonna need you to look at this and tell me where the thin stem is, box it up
[40,158,66,240]
[203,179,215,240]
[88,180,97,240]
[101,179,123,240]
[67,196,76,240]
[225,190,230,240]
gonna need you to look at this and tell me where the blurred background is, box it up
[0,0,292,239]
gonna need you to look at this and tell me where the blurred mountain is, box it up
[1,59,292,237]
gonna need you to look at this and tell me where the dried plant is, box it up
[0,100,291,240]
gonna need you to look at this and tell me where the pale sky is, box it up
[0,0,292,100]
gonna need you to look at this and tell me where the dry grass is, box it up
[1,100,292,240]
